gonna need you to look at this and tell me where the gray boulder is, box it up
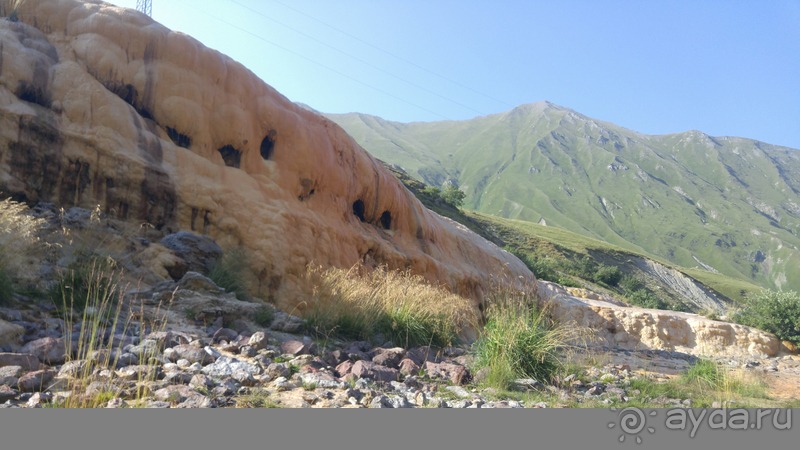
[160,232,223,276]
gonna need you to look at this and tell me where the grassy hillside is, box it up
[379,160,763,311]
[465,211,763,306]
[324,101,800,293]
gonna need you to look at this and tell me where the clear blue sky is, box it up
[106,0,800,149]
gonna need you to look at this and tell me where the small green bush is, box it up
[731,290,800,344]
[421,186,442,199]
[441,185,466,209]
[593,264,622,286]
[620,274,642,293]
[556,277,582,288]
[576,256,596,278]
[626,289,668,310]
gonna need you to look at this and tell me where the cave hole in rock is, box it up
[218,145,241,168]
[167,127,192,149]
[380,211,392,230]
[260,131,277,160]
[352,200,366,222]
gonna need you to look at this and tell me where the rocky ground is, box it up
[2,269,799,409]
[1,205,798,409]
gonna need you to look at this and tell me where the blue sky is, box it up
[106,0,800,149]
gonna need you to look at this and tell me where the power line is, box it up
[268,0,514,109]
[136,0,152,17]
[174,0,451,120]
[229,0,488,117]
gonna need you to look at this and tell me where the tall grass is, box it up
[50,265,174,408]
[0,197,46,304]
[301,264,475,349]
[208,246,251,301]
[471,280,585,390]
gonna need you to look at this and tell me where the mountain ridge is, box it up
[318,101,800,293]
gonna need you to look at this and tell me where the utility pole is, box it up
[136,0,152,17]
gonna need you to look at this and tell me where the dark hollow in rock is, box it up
[16,80,51,108]
[260,130,276,160]
[380,211,392,230]
[167,127,191,149]
[352,200,366,222]
[217,145,241,168]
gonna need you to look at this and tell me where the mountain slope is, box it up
[322,101,800,292]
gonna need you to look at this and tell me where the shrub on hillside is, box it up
[627,289,668,310]
[421,186,442,199]
[731,290,800,344]
[593,264,622,286]
[567,256,597,280]
[441,185,466,209]
[620,274,642,293]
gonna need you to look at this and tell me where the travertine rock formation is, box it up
[539,281,780,358]
[0,0,530,313]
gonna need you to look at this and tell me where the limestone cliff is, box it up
[0,0,531,312]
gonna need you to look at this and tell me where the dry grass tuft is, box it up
[301,264,476,348]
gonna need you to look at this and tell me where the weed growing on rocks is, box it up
[208,246,251,301]
[48,266,174,408]
[253,306,274,328]
[471,282,578,391]
[0,197,47,304]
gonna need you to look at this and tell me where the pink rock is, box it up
[423,362,471,386]
[369,347,405,368]
[280,340,317,356]
[17,370,56,393]
[19,337,68,365]
[0,352,42,371]
[398,358,421,376]
[351,360,398,383]
[335,360,354,377]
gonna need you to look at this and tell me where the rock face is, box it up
[0,320,24,348]
[0,0,530,315]
[538,281,780,358]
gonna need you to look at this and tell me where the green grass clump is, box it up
[302,265,474,349]
[254,306,274,328]
[49,252,119,312]
[471,285,576,391]
[593,264,622,286]
[682,359,723,387]
[208,246,251,301]
[731,290,800,344]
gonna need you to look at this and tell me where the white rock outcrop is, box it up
[539,281,780,358]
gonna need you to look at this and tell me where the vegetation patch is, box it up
[302,264,474,349]
[470,283,582,391]
[208,246,251,301]
[731,290,800,344]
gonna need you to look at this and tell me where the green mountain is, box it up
[321,101,800,292]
